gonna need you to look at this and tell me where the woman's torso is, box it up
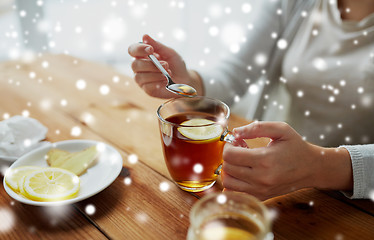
[282,0,374,146]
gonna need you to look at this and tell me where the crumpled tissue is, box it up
[0,116,49,160]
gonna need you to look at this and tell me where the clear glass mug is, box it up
[187,192,273,240]
[157,97,234,192]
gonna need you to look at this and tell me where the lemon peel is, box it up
[23,167,80,202]
[4,166,42,192]
[178,118,223,143]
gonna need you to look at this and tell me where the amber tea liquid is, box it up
[197,213,262,240]
[160,112,225,192]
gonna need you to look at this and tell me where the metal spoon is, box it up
[148,54,197,97]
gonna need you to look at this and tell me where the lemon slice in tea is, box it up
[178,118,223,142]
[23,167,80,202]
[200,226,256,240]
[4,166,42,192]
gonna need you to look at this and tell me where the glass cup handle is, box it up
[215,129,236,175]
[220,128,235,144]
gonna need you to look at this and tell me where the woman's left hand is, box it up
[222,121,352,200]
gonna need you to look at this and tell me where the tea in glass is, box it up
[162,112,225,191]
[157,97,232,192]
[187,192,273,240]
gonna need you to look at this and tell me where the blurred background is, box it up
[0,0,256,77]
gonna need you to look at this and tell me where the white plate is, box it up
[0,156,17,166]
[3,140,123,206]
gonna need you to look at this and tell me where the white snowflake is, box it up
[254,53,267,66]
[60,99,68,106]
[248,84,259,95]
[0,208,15,232]
[76,79,87,90]
[136,212,149,223]
[75,26,82,33]
[22,110,30,117]
[297,90,304,98]
[242,3,252,13]
[112,76,120,83]
[124,177,132,185]
[81,112,95,124]
[99,85,110,95]
[70,126,82,137]
[277,39,288,49]
[159,181,170,192]
[193,163,203,174]
[208,26,219,37]
[128,154,138,164]
[85,204,96,215]
[42,61,49,68]
[216,194,227,204]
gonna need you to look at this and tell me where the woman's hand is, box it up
[128,34,203,98]
[222,121,353,200]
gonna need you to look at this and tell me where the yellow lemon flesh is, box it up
[178,118,223,143]
[4,166,42,192]
[199,226,256,240]
[23,167,80,202]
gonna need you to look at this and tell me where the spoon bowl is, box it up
[148,54,197,97]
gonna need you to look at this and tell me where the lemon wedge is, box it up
[4,166,42,192]
[178,118,223,142]
[46,146,98,176]
[46,148,71,167]
[23,167,80,202]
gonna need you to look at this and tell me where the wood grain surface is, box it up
[0,54,373,240]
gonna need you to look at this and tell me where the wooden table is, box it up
[0,54,373,239]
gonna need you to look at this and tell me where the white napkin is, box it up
[0,116,49,160]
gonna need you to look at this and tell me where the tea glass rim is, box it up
[189,191,270,221]
[189,191,272,239]
[156,96,231,127]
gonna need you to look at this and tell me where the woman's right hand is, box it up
[128,34,203,98]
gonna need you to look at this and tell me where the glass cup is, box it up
[157,97,234,192]
[187,192,273,240]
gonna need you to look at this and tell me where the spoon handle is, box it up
[148,54,172,79]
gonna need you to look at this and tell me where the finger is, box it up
[233,121,295,141]
[153,52,161,59]
[222,171,271,201]
[222,161,252,183]
[221,171,251,193]
[134,72,167,87]
[223,144,266,167]
[132,59,169,73]
[128,42,154,58]
[232,138,248,148]
[143,34,176,59]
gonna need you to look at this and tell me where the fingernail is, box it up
[162,62,168,68]
[145,46,152,54]
[154,53,160,59]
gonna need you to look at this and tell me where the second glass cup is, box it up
[157,97,234,192]
[187,192,273,240]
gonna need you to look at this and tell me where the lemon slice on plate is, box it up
[178,118,223,143]
[23,167,80,202]
[4,166,41,192]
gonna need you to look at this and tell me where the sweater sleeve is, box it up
[339,144,374,199]
[198,0,284,106]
